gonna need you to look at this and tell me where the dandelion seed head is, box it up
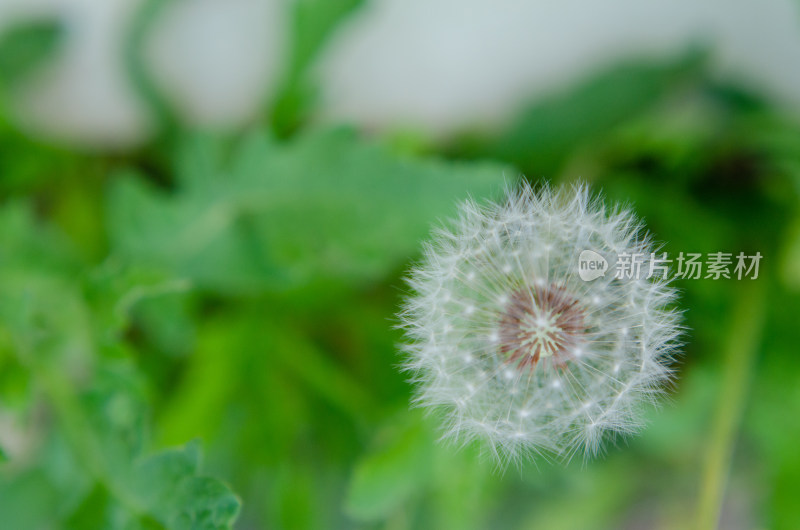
[399,182,682,464]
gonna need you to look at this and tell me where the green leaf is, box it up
[123,0,181,136]
[345,415,433,521]
[0,200,240,529]
[0,18,63,89]
[271,0,366,135]
[781,216,800,291]
[129,442,241,530]
[84,260,193,345]
[155,315,244,447]
[0,469,61,530]
[0,200,80,272]
[53,440,240,530]
[0,366,240,529]
[458,52,706,175]
[108,128,510,294]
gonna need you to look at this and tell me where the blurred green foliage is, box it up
[0,18,63,91]
[1,3,800,530]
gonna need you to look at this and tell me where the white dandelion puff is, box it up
[399,182,682,464]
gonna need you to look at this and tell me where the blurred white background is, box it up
[1,0,799,148]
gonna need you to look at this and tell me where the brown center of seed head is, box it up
[498,282,587,370]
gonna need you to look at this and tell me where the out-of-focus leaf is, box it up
[271,0,366,135]
[130,291,196,358]
[124,0,179,136]
[272,322,377,422]
[156,315,245,446]
[745,290,800,530]
[781,217,800,291]
[0,200,80,272]
[426,442,499,530]
[0,200,240,529]
[154,312,341,527]
[0,203,126,372]
[0,469,60,530]
[108,128,510,294]
[76,367,239,529]
[272,464,317,530]
[291,0,365,75]
[516,460,636,530]
[0,362,240,529]
[454,52,705,176]
[345,414,433,521]
[85,260,192,345]
[0,18,63,90]
[0,128,89,198]
[128,441,241,530]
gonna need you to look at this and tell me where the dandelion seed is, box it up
[399,182,682,464]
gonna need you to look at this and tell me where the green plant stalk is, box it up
[35,362,166,528]
[695,281,766,530]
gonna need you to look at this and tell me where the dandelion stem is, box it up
[695,281,765,530]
